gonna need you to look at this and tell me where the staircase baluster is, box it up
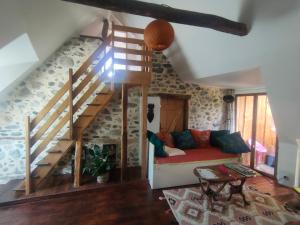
[24,116,32,194]
[74,135,83,187]
[144,45,147,72]
[68,68,74,140]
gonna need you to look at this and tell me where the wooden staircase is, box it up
[15,24,152,194]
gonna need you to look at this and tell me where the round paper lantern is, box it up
[144,19,174,51]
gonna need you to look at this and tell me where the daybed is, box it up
[148,143,239,189]
[148,130,245,189]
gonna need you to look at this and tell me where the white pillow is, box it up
[164,146,186,157]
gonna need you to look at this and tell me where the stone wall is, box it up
[150,52,230,130]
[0,40,230,184]
[82,86,141,167]
[0,37,101,183]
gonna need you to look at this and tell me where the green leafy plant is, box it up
[83,144,115,177]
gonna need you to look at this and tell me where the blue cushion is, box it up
[171,130,197,150]
[210,130,230,147]
[216,132,251,154]
[147,130,167,157]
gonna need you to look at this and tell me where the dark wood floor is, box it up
[0,167,141,206]
[0,175,298,225]
[0,180,173,225]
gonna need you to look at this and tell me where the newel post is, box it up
[68,68,74,140]
[74,136,83,188]
[24,116,32,194]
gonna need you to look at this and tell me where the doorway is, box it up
[235,94,278,177]
[160,94,189,133]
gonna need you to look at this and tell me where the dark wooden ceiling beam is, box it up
[62,0,248,36]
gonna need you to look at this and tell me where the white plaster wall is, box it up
[260,47,300,186]
[295,139,300,187]
[276,142,297,187]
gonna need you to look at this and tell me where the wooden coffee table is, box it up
[193,165,255,211]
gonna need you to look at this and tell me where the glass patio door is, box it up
[235,94,277,177]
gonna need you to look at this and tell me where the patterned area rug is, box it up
[163,185,300,225]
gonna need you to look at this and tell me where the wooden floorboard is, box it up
[0,167,141,206]
[0,173,298,225]
[0,180,173,225]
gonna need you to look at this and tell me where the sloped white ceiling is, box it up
[0,0,108,95]
[118,0,300,88]
[0,33,38,93]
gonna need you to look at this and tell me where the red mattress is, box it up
[155,147,239,164]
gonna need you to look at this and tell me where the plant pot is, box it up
[97,173,109,184]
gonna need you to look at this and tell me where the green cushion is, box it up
[210,130,230,147]
[216,132,251,154]
[147,130,167,157]
[171,130,197,150]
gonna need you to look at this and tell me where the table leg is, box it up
[228,178,250,206]
[198,179,228,211]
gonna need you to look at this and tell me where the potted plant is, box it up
[83,144,115,184]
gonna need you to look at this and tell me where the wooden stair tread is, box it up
[13,174,40,192]
[13,183,25,192]
[87,103,101,106]
[17,140,74,191]
[56,138,72,141]
[36,162,51,166]
[96,92,110,95]
[73,88,113,138]
[47,150,63,154]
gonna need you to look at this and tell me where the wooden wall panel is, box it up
[160,97,186,133]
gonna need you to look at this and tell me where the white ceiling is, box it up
[193,68,264,89]
[0,0,107,96]
[117,0,300,89]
